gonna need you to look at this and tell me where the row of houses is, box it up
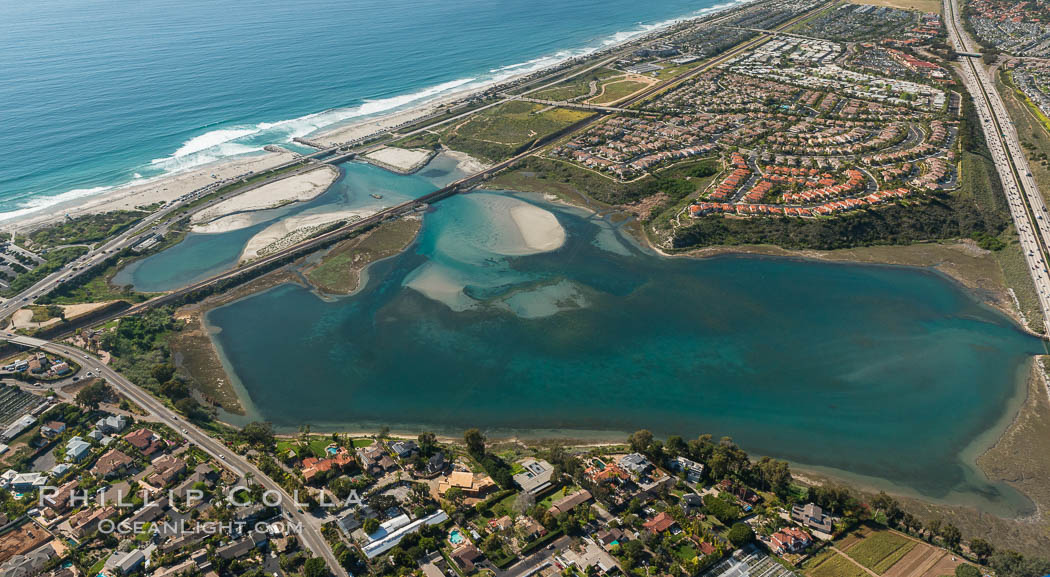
[690,187,913,217]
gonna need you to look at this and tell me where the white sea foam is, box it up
[0,186,113,223]
[1,0,753,223]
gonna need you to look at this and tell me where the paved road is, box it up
[946,0,1050,332]
[7,335,348,577]
[0,157,327,323]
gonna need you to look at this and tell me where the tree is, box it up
[46,304,64,320]
[754,457,791,495]
[464,428,486,456]
[629,430,654,454]
[303,557,329,577]
[955,565,981,577]
[445,487,465,509]
[418,432,437,456]
[940,523,961,550]
[969,538,993,563]
[363,518,380,535]
[150,363,176,384]
[241,422,275,447]
[726,522,755,547]
[75,380,112,410]
[513,491,535,515]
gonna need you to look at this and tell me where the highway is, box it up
[0,157,330,323]
[2,333,349,577]
[945,0,1050,332]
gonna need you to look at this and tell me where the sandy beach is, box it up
[6,150,299,232]
[510,204,566,253]
[239,208,375,262]
[190,165,340,233]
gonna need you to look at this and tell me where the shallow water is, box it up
[115,157,465,292]
[206,190,1044,515]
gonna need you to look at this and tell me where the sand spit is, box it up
[9,150,299,232]
[190,165,340,233]
[239,209,375,263]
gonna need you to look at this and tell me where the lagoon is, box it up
[205,190,1043,516]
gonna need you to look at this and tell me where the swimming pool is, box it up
[449,529,465,544]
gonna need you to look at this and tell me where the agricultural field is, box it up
[0,383,41,426]
[839,530,915,574]
[804,550,869,577]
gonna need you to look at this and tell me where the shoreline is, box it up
[0,0,755,231]
[187,186,1049,523]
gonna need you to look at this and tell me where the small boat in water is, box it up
[370,193,383,199]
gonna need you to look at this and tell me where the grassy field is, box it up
[22,210,145,250]
[442,102,593,162]
[591,80,650,105]
[805,550,870,577]
[529,67,621,101]
[305,217,422,294]
[998,69,1050,206]
[847,0,942,14]
[842,531,916,575]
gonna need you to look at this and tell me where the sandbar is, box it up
[510,203,566,253]
[239,209,374,262]
[191,165,340,233]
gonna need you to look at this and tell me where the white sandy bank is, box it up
[9,150,299,232]
[190,165,339,233]
[510,204,566,253]
[363,147,434,173]
[239,209,374,262]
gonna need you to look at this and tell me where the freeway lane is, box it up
[945,0,1050,332]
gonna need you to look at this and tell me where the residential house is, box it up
[548,489,592,516]
[92,449,134,478]
[389,440,419,458]
[669,457,705,483]
[96,415,127,434]
[125,428,165,457]
[217,530,268,560]
[438,470,496,498]
[65,437,91,462]
[147,455,187,487]
[643,512,676,534]
[791,502,833,533]
[357,445,396,476]
[39,421,65,439]
[512,458,554,495]
[770,526,812,554]
[420,451,447,477]
[618,453,652,477]
[450,544,482,572]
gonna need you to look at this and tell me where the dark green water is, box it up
[205,191,1043,515]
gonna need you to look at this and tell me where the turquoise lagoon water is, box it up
[113,155,466,292]
[206,190,1044,515]
[0,0,741,220]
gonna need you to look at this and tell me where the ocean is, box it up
[0,0,740,221]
